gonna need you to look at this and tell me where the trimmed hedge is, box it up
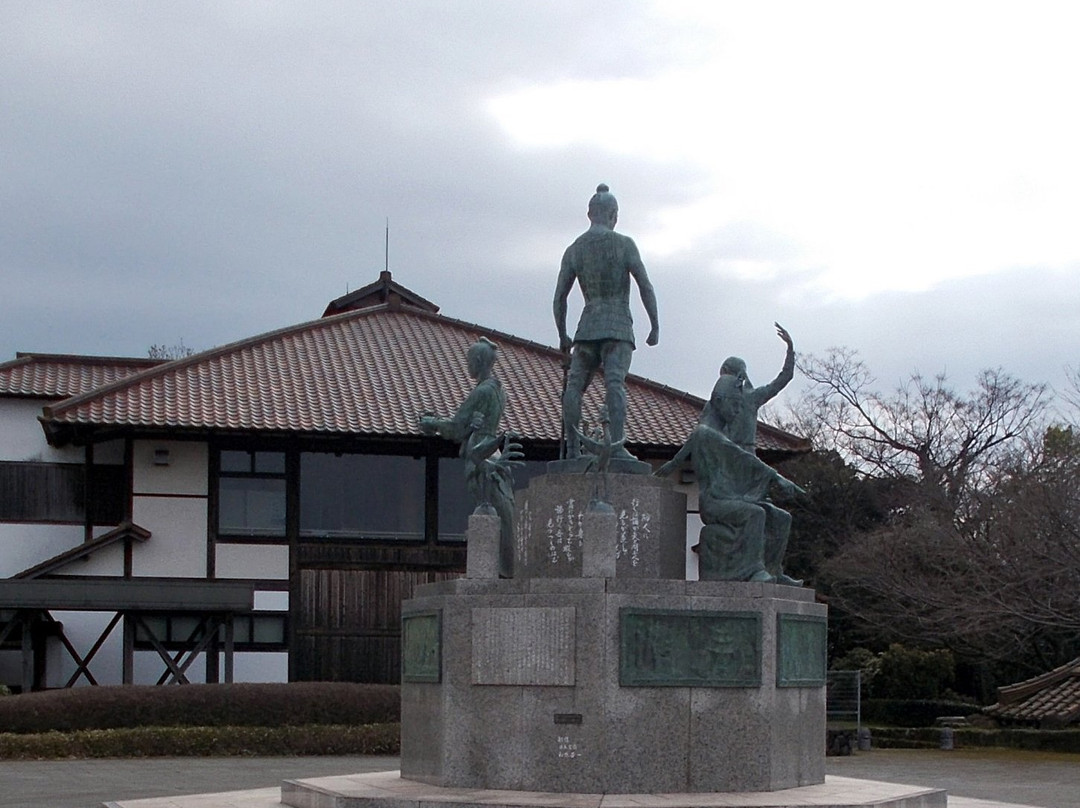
[0,723,400,760]
[861,699,980,728]
[0,682,399,734]
[870,726,1080,753]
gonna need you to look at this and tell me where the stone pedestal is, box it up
[400,473,827,795]
[466,513,501,579]
[513,472,687,579]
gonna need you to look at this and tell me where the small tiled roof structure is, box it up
[322,270,440,317]
[984,658,1080,728]
[0,354,161,399]
[26,275,809,457]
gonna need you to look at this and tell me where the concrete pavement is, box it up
[0,749,1076,808]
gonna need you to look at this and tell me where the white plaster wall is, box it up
[0,399,83,462]
[52,540,126,577]
[254,590,289,611]
[685,512,703,581]
[227,652,288,683]
[133,649,209,684]
[44,611,125,688]
[130,496,207,577]
[11,618,292,687]
[132,440,207,496]
[216,544,289,580]
[671,475,701,580]
[0,523,85,577]
[130,651,288,684]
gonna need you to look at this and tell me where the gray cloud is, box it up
[2,2,1077,421]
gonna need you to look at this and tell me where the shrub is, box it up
[830,647,881,691]
[0,723,400,759]
[862,699,982,727]
[869,727,1080,753]
[0,682,399,734]
[872,644,955,700]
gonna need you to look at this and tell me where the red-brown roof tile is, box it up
[0,354,162,399]
[39,305,809,454]
[985,657,1080,726]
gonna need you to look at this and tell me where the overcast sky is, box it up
[4,2,1079,420]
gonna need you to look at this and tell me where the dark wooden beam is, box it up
[0,579,255,611]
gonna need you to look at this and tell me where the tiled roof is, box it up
[0,354,162,399]
[985,658,1080,726]
[38,305,809,454]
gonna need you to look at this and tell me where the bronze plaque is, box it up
[777,613,827,687]
[402,610,441,683]
[620,608,760,687]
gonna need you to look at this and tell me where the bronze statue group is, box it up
[421,183,803,585]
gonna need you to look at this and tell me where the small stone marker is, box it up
[466,513,501,578]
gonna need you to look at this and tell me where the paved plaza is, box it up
[0,749,1077,808]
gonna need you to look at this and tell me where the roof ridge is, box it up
[996,657,1080,704]
[405,307,710,407]
[41,301,708,420]
[13,352,162,366]
[42,306,406,419]
[0,355,33,374]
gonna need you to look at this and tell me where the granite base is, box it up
[400,579,826,794]
[280,770,948,808]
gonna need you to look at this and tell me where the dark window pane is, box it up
[252,615,286,644]
[253,452,286,474]
[219,478,287,536]
[134,615,286,650]
[300,453,425,540]
[170,616,202,641]
[231,617,253,644]
[219,451,252,473]
[436,458,549,542]
[437,457,471,542]
[136,616,167,642]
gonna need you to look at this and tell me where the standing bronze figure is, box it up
[554,184,659,461]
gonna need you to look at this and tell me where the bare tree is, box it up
[147,339,196,360]
[822,427,1080,676]
[797,348,1048,513]
[780,351,1080,680]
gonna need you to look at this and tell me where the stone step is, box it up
[280,771,947,808]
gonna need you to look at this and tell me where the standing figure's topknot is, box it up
[587,183,617,221]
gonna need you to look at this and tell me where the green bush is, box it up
[830,647,882,691]
[0,682,399,734]
[869,727,1080,753]
[872,644,955,699]
[832,644,956,700]
[0,723,400,760]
